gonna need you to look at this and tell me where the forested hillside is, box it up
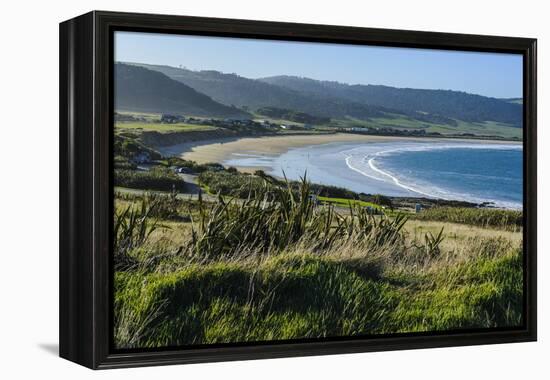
[260,75,522,127]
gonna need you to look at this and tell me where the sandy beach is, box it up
[157,132,518,170]
[157,132,522,207]
[158,133,396,165]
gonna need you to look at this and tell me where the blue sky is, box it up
[115,31,523,99]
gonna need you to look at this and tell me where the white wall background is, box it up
[0,0,547,377]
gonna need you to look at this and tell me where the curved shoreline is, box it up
[157,132,520,168]
[345,143,521,209]
[343,143,523,204]
[157,133,522,209]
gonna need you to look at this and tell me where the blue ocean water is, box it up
[374,146,523,208]
[224,141,523,209]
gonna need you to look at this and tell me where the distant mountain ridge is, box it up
[121,62,522,128]
[125,63,405,121]
[259,75,522,127]
[115,63,248,118]
[500,98,523,105]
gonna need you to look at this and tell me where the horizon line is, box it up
[117,60,523,100]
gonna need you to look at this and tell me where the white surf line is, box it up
[348,149,522,208]
[343,144,444,198]
[367,155,447,199]
[344,154,386,182]
[343,142,522,201]
[344,144,466,199]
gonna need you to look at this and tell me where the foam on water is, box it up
[224,140,523,209]
[342,143,522,208]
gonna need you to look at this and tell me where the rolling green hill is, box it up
[126,63,400,120]
[256,107,330,124]
[119,62,522,138]
[115,63,249,118]
[259,75,523,127]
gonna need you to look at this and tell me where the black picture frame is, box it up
[59,10,537,369]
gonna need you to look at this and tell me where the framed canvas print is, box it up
[59,11,537,369]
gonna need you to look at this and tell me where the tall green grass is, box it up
[113,197,159,270]
[411,207,522,230]
[188,175,409,261]
[113,175,523,349]
[198,169,360,200]
[114,245,522,348]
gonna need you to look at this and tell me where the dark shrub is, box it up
[115,167,186,192]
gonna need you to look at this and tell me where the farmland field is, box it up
[116,121,219,133]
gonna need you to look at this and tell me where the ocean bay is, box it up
[225,140,523,208]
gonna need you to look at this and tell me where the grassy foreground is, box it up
[113,177,523,349]
[115,249,521,348]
